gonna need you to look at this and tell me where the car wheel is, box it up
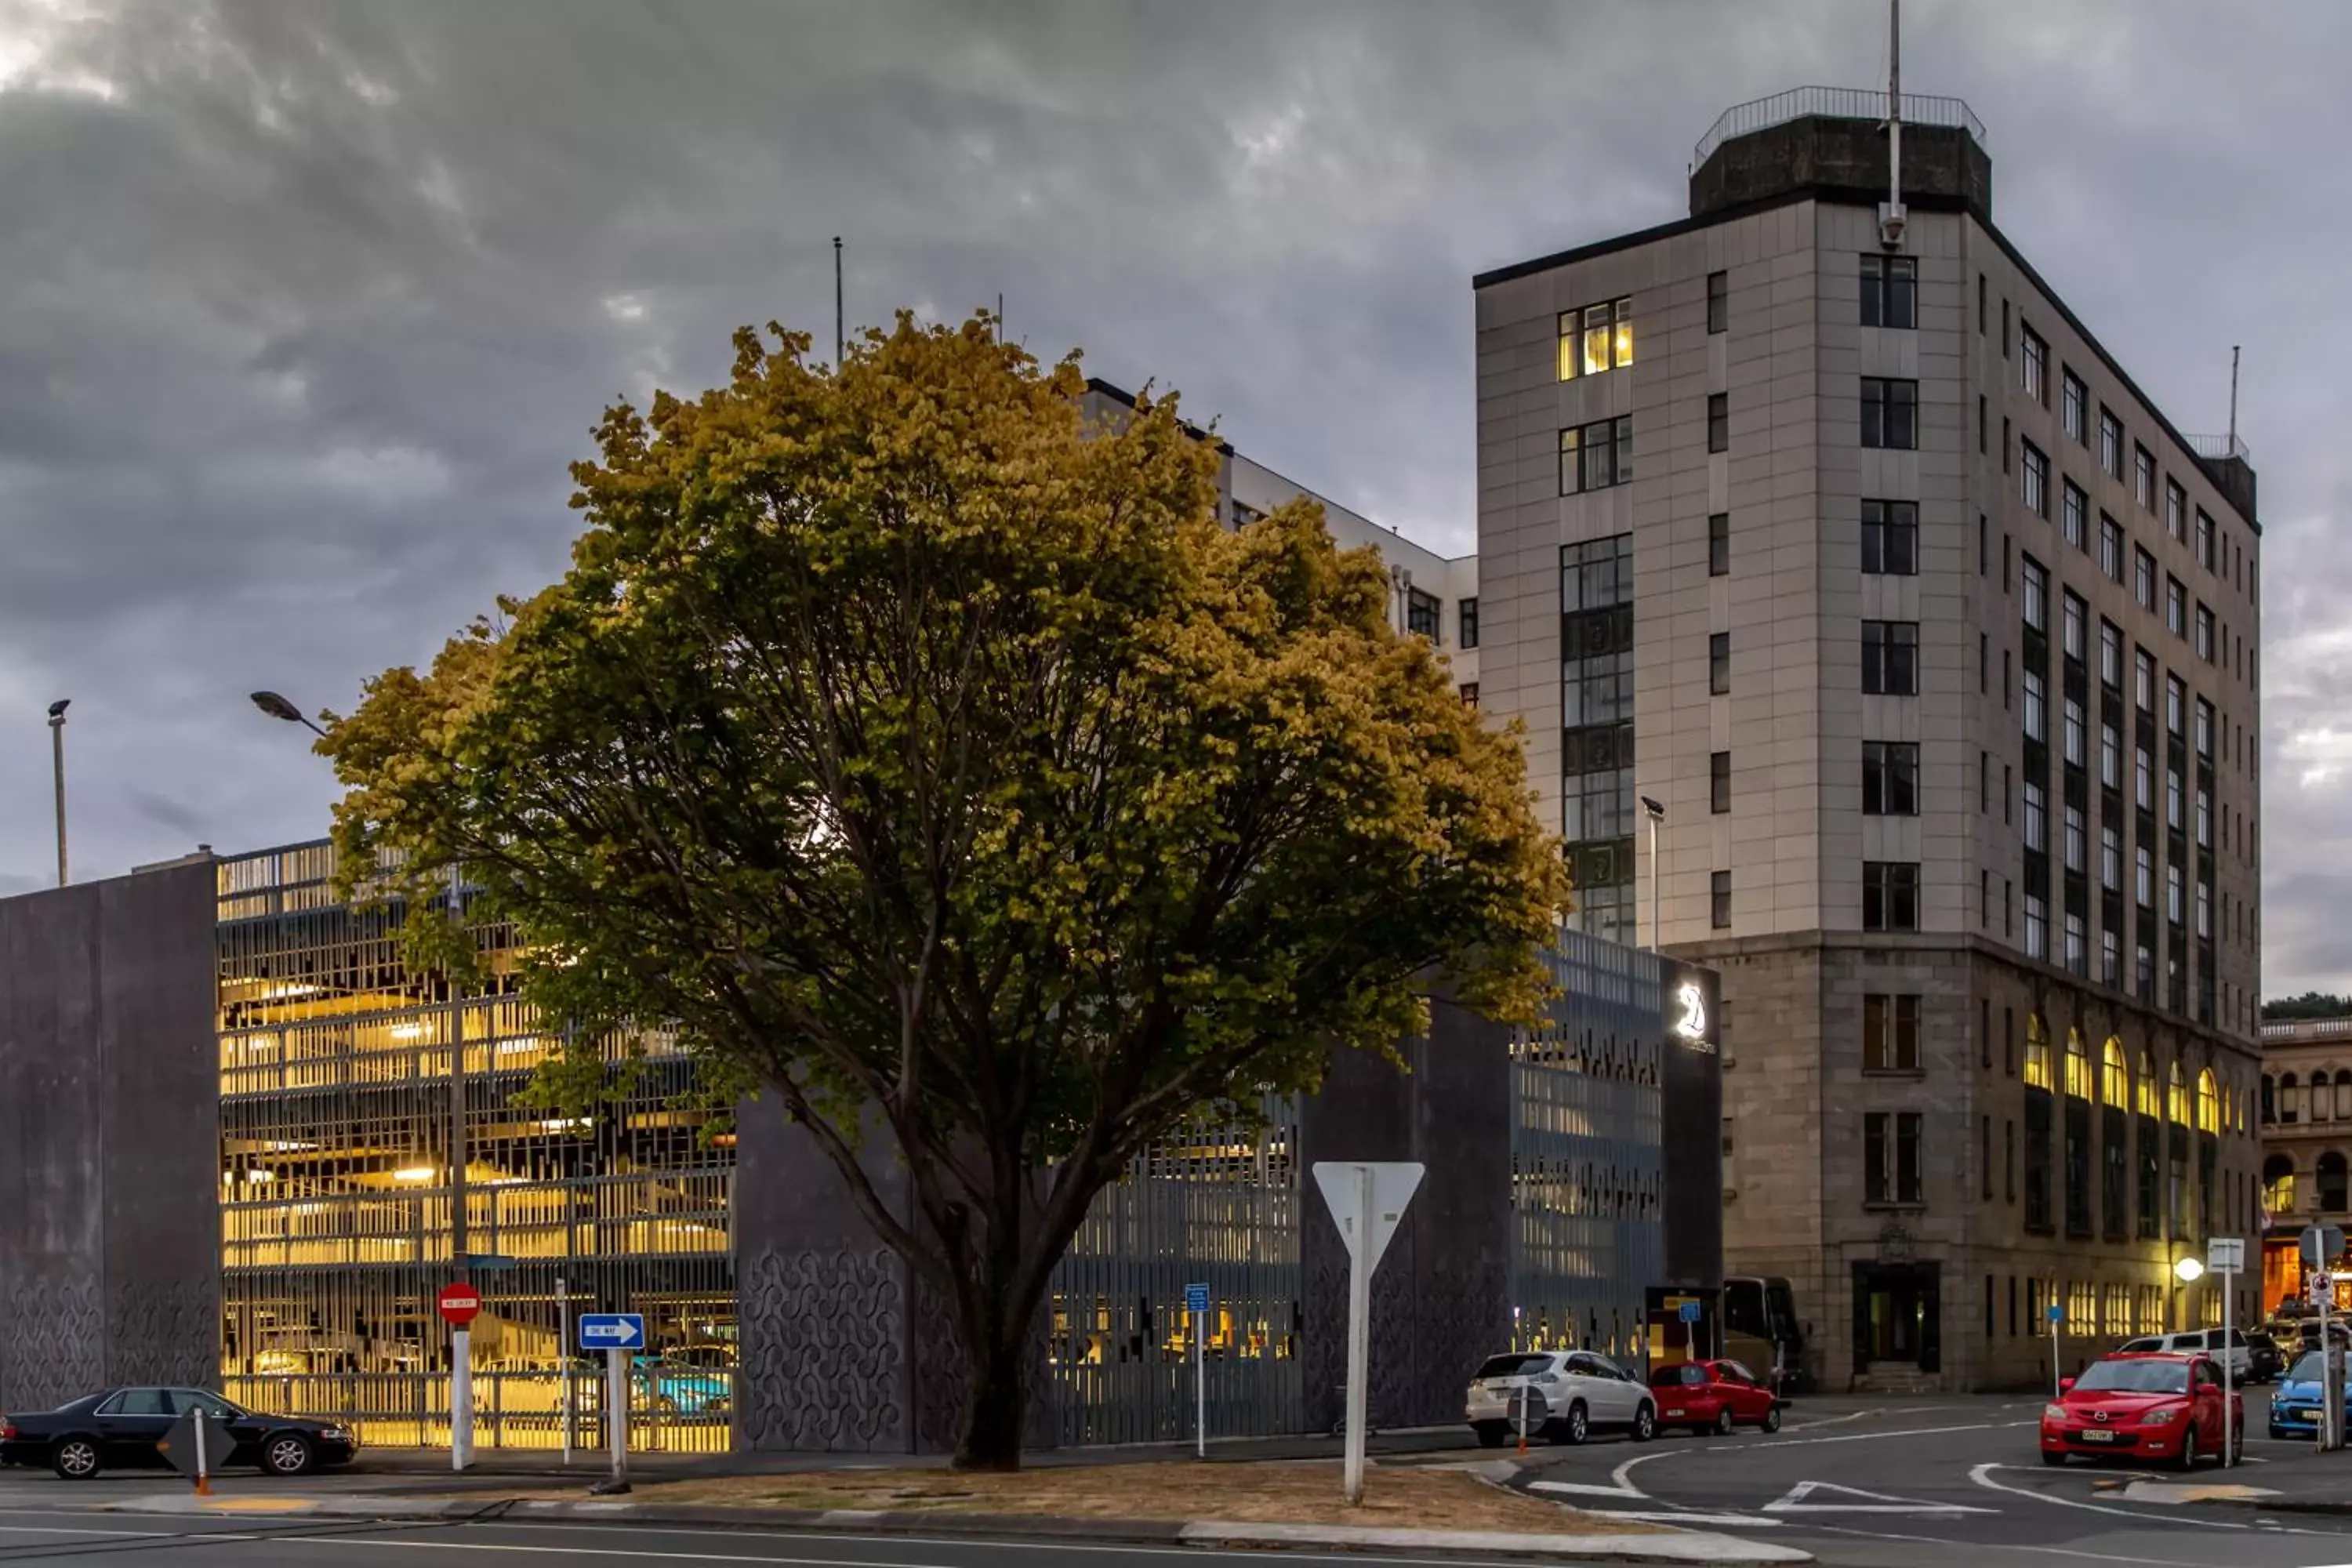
[1473,1424,1507,1449]
[1713,1406,1737,1436]
[51,1439,99,1481]
[1762,1406,1783,1434]
[2042,1450,2067,1467]
[263,1434,314,1477]
[1632,1403,1657,1443]
[2174,1423,2198,1472]
[1562,1402,1589,1446]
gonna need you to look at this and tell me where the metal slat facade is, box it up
[216,844,736,1454]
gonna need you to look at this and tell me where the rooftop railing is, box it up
[1693,86,1986,170]
[2187,433,2253,464]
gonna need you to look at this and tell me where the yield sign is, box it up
[1312,1161,1424,1272]
[1763,1481,1993,1515]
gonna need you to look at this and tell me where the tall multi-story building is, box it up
[1472,90,2264,1389]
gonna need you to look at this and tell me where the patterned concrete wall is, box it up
[0,862,219,1412]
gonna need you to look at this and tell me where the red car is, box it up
[1648,1358,1785,1436]
[2040,1352,2244,1468]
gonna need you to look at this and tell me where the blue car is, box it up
[2270,1350,2325,1439]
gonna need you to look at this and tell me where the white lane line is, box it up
[1748,1420,2035,1449]
[1802,1523,2195,1566]
[1762,1480,1992,1515]
[1528,1480,1648,1499]
[1966,1462,2247,1530]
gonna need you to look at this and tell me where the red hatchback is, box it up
[1649,1359,1785,1436]
[2040,1352,2244,1468]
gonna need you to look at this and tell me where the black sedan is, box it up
[1,1387,355,1479]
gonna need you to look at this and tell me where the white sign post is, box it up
[578,1312,644,1494]
[2209,1237,2244,1468]
[1312,1160,1425,1506]
[1187,1283,1210,1460]
[558,1276,572,1467]
[2046,1302,2064,1398]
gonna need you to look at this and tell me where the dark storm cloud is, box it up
[2,0,2347,992]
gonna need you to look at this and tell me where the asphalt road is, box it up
[1510,1386,2352,1566]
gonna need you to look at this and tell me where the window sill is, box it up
[1863,1200,1927,1214]
[1862,1068,1927,1079]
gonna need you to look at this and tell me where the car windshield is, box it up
[1650,1364,1706,1386]
[2289,1352,2327,1384]
[1475,1355,1549,1380]
[2074,1359,2187,1394]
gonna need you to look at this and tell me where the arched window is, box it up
[2167,1060,2188,1126]
[2065,1029,2092,1099]
[2137,1051,2160,1118]
[2263,1074,2276,1126]
[2321,1152,2349,1214]
[2284,1073,2303,1126]
[2025,1014,2053,1090]
[2101,1038,2129,1109]
[2196,1069,2219,1134]
[2335,1071,2351,1123]
[2266,1154,2297,1215]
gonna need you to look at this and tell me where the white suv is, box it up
[2116,1329,2250,1381]
[1464,1349,1657,1447]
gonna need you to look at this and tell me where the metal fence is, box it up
[1047,1114,1304,1446]
[1693,86,1985,169]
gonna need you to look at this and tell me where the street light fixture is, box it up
[2174,1256,2206,1284]
[249,691,329,739]
[1639,796,1666,953]
[46,699,69,887]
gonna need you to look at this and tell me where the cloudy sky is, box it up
[3,0,2349,992]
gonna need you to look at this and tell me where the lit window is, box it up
[1557,297,1633,379]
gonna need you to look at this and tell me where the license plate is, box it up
[2076,1429,2117,1443]
[1665,1408,1686,1417]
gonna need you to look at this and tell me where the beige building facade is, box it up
[1473,93,2263,1390]
[2257,1017,2352,1316]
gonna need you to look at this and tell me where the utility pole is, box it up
[46,699,69,886]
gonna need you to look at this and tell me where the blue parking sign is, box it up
[1679,1301,1702,1323]
[2046,1304,2065,1324]
[1185,1283,1210,1313]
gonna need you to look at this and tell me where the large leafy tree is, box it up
[324,313,1566,1468]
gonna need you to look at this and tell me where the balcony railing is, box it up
[2264,1018,2352,1042]
[1693,87,1986,170]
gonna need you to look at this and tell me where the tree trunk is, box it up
[952,1331,1029,1470]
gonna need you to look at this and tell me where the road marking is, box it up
[1967,1462,2248,1530]
[1577,1510,1784,1529]
[1749,1420,2034,1449]
[1528,1480,1648,1499]
[1762,1480,1993,1515]
[1804,1523,2202,1565]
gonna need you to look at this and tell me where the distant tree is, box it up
[321,313,1568,1469]
[2263,993,2352,1022]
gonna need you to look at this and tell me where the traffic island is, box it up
[103,1460,1815,1563]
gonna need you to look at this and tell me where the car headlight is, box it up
[319,1426,347,1439]
[2140,1407,2179,1425]
[2043,1403,2066,1422]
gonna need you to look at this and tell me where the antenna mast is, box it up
[833,237,844,366]
[1879,0,1907,249]
[2228,344,2241,449]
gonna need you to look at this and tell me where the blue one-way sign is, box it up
[579,1312,646,1350]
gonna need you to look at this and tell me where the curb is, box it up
[103,1493,1812,1563]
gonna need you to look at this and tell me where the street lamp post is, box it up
[249,691,328,739]
[46,699,69,887]
[1640,796,1666,952]
[2174,1252,2204,1335]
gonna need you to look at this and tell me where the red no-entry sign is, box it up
[438,1282,482,1327]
